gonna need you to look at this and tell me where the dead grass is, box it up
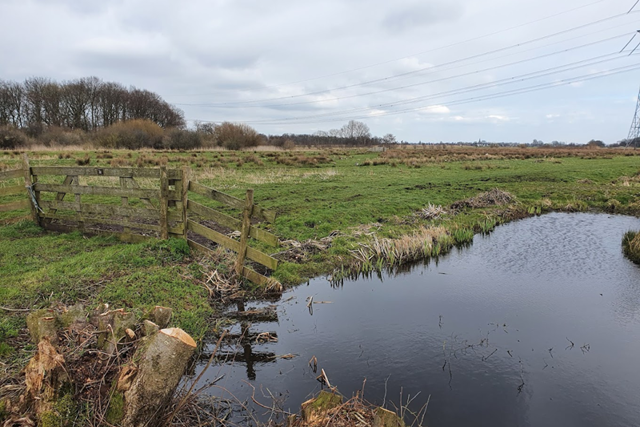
[451,188,516,209]
[623,231,640,265]
[351,226,448,268]
[198,167,339,185]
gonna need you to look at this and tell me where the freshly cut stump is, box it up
[119,328,196,427]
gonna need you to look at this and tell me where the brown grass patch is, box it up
[451,188,516,209]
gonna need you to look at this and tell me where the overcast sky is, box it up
[1,0,640,143]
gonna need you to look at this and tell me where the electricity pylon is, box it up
[627,87,640,146]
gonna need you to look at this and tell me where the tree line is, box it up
[0,76,185,136]
[259,120,397,147]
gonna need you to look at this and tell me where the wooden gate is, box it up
[30,163,187,242]
[186,182,279,286]
[1,157,280,286]
[0,158,29,215]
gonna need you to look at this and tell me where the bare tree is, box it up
[339,120,371,145]
[382,133,397,144]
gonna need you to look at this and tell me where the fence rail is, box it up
[0,156,280,286]
[185,181,279,286]
[0,164,27,214]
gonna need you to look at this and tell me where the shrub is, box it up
[212,122,261,150]
[95,119,164,149]
[37,126,87,146]
[0,126,28,149]
[163,129,202,150]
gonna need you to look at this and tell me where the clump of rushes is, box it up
[350,226,448,271]
[623,231,640,265]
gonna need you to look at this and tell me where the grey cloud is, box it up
[31,0,119,15]
[382,1,463,33]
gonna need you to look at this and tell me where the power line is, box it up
[244,64,640,126]
[209,33,631,110]
[217,51,635,125]
[176,9,639,107]
[260,0,610,89]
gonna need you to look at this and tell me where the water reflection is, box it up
[202,213,640,427]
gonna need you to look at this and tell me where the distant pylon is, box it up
[627,86,640,145]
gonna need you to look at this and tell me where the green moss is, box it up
[105,391,125,425]
[55,393,78,425]
[39,411,62,427]
[310,390,342,410]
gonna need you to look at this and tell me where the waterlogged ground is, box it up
[203,213,640,427]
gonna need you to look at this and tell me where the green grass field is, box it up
[1,145,639,366]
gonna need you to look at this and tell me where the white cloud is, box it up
[420,105,451,114]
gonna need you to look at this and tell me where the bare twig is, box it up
[0,306,30,312]
[166,330,227,424]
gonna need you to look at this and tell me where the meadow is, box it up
[1,145,639,369]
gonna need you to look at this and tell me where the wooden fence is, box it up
[0,158,30,214]
[0,156,279,286]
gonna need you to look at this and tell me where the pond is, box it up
[201,213,640,427]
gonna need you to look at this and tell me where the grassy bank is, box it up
[0,222,223,362]
[1,145,639,363]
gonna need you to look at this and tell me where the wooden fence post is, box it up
[181,167,190,240]
[22,154,38,225]
[120,177,131,240]
[235,189,254,277]
[72,175,84,232]
[160,166,169,239]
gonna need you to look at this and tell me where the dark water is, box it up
[201,213,640,427]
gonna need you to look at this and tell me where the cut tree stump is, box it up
[116,328,197,427]
[23,338,69,422]
[26,309,58,344]
[149,306,173,328]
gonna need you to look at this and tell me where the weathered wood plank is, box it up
[180,167,190,239]
[41,222,150,243]
[159,166,169,239]
[187,200,278,246]
[0,169,23,180]
[22,154,37,223]
[34,183,178,200]
[186,239,213,255]
[235,189,254,276]
[42,175,74,226]
[38,201,181,221]
[31,166,181,179]
[188,181,276,223]
[38,212,184,234]
[186,239,277,287]
[0,199,30,212]
[242,266,275,288]
[120,176,131,239]
[187,220,278,270]
[72,176,84,232]
[0,185,24,197]
[122,177,156,208]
